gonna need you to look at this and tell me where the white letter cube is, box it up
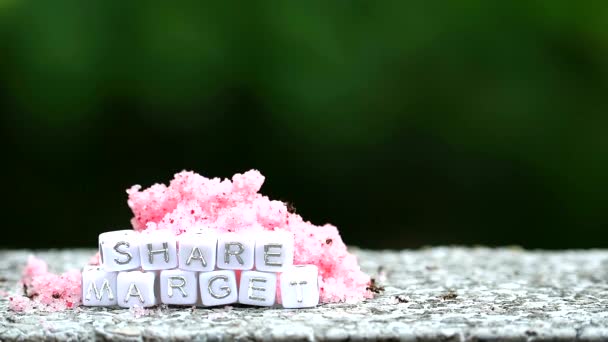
[254,231,294,272]
[160,270,198,305]
[117,271,158,308]
[99,230,141,271]
[81,266,117,307]
[280,265,320,308]
[216,233,254,270]
[238,270,277,306]
[198,270,238,306]
[139,230,178,271]
[177,230,217,272]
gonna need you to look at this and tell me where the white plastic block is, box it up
[81,266,117,307]
[138,230,178,271]
[198,270,238,307]
[177,229,217,272]
[99,230,142,271]
[238,270,277,306]
[117,271,158,308]
[160,269,198,305]
[254,231,294,272]
[280,265,320,308]
[216,232,254,270]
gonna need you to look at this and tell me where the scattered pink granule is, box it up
[128,169,372,303]
[129,305,152,318]
[88,252,101,266]
[9,256,81,312]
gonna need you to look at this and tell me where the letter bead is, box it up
[138,230,178,271]
[238,271,277,306]
[160,270,198,305]
[99,230,142,271]
[199,270,238,307]
[117,271,158,308]
[216,233,254,270]
[254,231,294,272]
[280,265,320,308]
[177,229,217,272]
[81,266,118,306]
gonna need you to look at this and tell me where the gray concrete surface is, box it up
[1,247,607,341]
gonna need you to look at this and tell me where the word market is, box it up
[82,229,319,308]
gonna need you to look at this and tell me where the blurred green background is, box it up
[1,1,607,249]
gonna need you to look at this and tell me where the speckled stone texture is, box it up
[1,247,608,341]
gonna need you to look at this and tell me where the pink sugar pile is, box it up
[128,169,372,303]
[8,169,371,312]
[8,256,81,312]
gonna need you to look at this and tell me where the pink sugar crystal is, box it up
[128,170,372,303]
[9,256,81,312]
[88,252,101,266]
[22,255,48,283]
[129,305,152,318]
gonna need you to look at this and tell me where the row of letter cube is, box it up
[99,229,294,272]
[82,265,319,308]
